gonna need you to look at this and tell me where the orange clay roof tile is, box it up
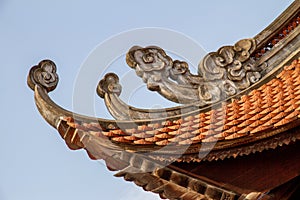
[178,139,194,145]
[133,132,153,138]
[144,136,161,142]
[123,135,138,141]
[102,131,116,137]
[191,134,206,141]
[155,139,169,146]
[225,132,248,140]
[237,126,253,134]
[111,137,131,143]
[133,139,153,145]
[249,120,265,128]
[155,133,172,139]
[274,117,295,127]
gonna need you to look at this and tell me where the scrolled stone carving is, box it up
[198,38,262,90]
[126,46,173,91]
[27,60,59,92]
[97,73,122,98]
[170,60,203,86]
[124,38,265,105]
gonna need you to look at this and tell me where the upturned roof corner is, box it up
[28,1,300,200]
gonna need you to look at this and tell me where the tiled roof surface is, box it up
[63,58,300,147]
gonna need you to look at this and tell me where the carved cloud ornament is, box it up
[27,60,59,93]
[125,39,266,106]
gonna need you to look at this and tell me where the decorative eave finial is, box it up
[27,60,59,93]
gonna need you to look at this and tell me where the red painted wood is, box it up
[170,141,300,195]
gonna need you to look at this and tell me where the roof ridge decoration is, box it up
[97,39,268,121]
[125,39,262,105]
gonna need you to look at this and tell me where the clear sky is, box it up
[0,1,294,200]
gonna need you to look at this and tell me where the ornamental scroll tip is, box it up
[27,59,59,93]
[126,45,174,91]
[97,73,122,98]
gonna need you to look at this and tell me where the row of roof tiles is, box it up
[63,59,300,146]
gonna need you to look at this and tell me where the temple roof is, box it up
[27,1,300,199]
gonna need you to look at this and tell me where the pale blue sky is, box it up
[0,1,293,200]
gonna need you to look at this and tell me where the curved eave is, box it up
[30,51,300,163]
[56,76,300,163]
[28,1,300,163]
